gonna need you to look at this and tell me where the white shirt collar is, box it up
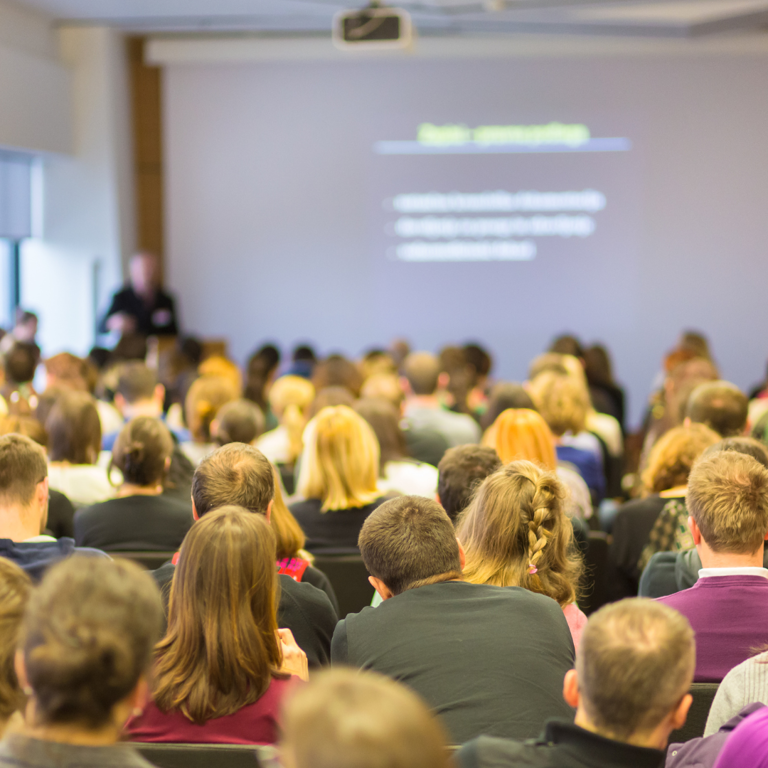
[698,567,768,579]
[22,535,57,543]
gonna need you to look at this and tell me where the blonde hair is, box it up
[486,408,557,470]
[528,370,589,436]
[641,423,720,494]
[270,464,308,560]
[185,376,238,443]
[296,406,380,511]
[268,376,315,464]
[197,356,243,396]
[457,460,583,607]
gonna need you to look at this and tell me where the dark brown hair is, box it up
[0,559,31,720]
[686,381,749,438]
[0,434,48,507]
[21,557,163,728]
[358,496,462,595]
[437,445,501,523]
[153,506,283,723]
[192,443,274,517]
[354,398,408,471]
[213,399,265,446]
[45,390,102,465]
[116,362,157,404]
[111,417,174,487]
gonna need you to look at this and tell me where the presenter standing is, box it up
[101,252,179,337]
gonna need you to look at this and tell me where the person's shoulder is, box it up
[152,561,176,590]
[457,735,548,768]
[279,572,335,612]
[638,550,681,598]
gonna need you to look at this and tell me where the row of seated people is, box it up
[2,428,768,763]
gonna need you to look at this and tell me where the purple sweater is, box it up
[713,706,768,768]
[657,575,768,682]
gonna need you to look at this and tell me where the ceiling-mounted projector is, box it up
[333,3,413,50]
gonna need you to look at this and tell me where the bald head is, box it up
[576,599,695,741]
[403,352,440,396]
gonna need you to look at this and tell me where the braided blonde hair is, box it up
[456,460,583,607]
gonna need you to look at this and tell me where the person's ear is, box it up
[14,650,28,693]
[399,377,412,397]
[114,393,126,414]
[154,384,165,406]
[682,416,692,428]
[437,372,450,391]
[457,540,466,571]
[265,499,273,524]
[563,668,580,709]
[670,693,693,732]
[435,493,441,505]
[191,498,199,521]
[164,455,171,473]
[688,516,702,546]
[368,576,394,601]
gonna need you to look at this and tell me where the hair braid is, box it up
[525,480,556,587]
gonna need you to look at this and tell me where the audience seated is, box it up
[457,599,694,768]
[126,505,307,744]
[0,559,30,737]
[354,397,438,497]
[180,375,238,465]
[333,495,575,744]
[211,398,265,446]
[285,343,317,379]
[457,461,587,648]
[610,423,720,598]
[103,362,189,450]
[640,436,768,599]
[436,445,501,523]
[45,390,115,506]
[528,368,606,503]
[74,417,193,551]
[291,406,390,554]
[0,434,106,580]
[270,464,338,612]
[656,451,768,681]
[2,343,39,415]
[479,381,535,432]
[483,408,592,520]
[401,352,481,450]
[584,343,626,432]
[281,669,451,768]
[244,343,281,429]
[312,354,363,398]
[463,342,493,416]
[153,443,337,666]
[686,380,749,437]
[0,557,162,768]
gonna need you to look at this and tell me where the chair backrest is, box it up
[668,683,720,744]
[134,743,272,768]
[312,555,375,618]
[113,551,176,571]
[581,532,609,616]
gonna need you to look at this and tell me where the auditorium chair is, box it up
[580,532,609,616]
[135,743,274,768]
[113,551,176,570]
[312,555,376,618]
[668,683,720,745]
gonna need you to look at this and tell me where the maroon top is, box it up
[125,677,296,745]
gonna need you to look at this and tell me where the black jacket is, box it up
[100,286,178,336]
[457,720,665,768]
[152,562,337,667]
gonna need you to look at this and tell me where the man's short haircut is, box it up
[577,599,695,741]
[403,352,440,396]
[686,381,748,437]
[437,446,501,522]
[191,443,274,517]
[281,669,449,768]
[0,434,48,507]
[463,343,492,378]
[687,451,768,554]
[116,362,157,404]
[358,496,462,595]
[702,436,768,469]
[4,343,38,385]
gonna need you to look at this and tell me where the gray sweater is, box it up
[704,650,768,735]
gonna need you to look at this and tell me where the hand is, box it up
[277,628,308,681]
[106,312,137,335]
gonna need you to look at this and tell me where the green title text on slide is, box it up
[417,122,591,147]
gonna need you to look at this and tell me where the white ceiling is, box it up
[11,0,768,36]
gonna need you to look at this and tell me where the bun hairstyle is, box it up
[0,559,31,721]
[111,417,174,487]
[21,557,162,729]
[457,460,583,607]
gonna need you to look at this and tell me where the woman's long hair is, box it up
[152,506,283,723]
[269,465,307,560]
[484,408,557,470]
[457,461,583,607]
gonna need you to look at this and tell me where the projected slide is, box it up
[371,121,635,264]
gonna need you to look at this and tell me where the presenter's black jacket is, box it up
[152,562,338,668]
[100,286,179,336]
[331,581,575,744]
[457,720,664,768]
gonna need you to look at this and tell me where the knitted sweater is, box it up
[705,651,768,736]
